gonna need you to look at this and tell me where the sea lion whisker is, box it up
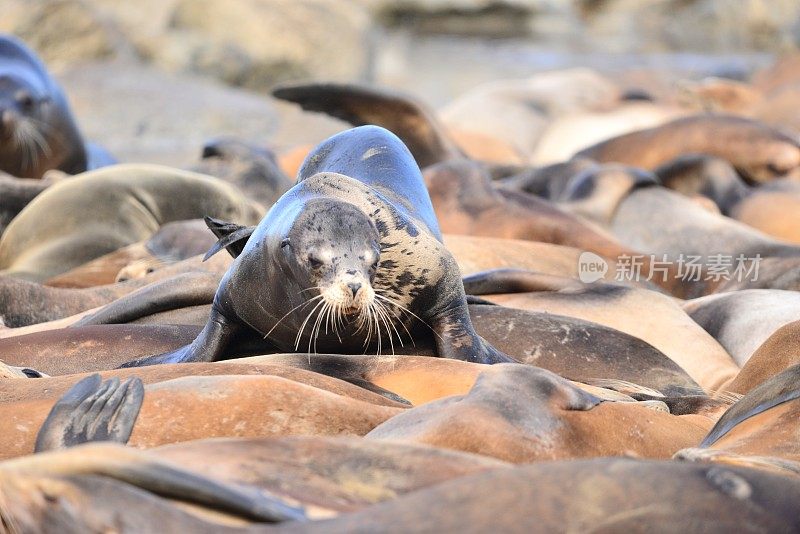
[374,293,443,343]
[294,297,326,351]
[264,295,322,339]
[374,299,403,351]
[374,300,398,355]
[309,301,329,357]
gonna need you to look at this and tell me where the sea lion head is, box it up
[281,198,380,315]
[0,73,56,175]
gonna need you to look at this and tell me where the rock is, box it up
[141,0,374,90]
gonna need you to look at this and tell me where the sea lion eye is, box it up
[307,255,323,268]
[16,92,34,111]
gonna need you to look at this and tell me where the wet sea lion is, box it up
[683,289,800,367]
[0,35,87,179]
[575,114,800,184]
[365,364,710,463]
[124,126,513,367]
[0,164,263,281]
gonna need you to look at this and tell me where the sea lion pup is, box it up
[683,289,800,367]
[365,365,709,463]
[726,320,800,395]
[0,35,87,179]
[122,126,513,368]
[281,458,800,532]
[676,364,800,477]
[575,114,800,184]
[0,164,264,282]
[190,136,294,207]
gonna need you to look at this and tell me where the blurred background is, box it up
[2,0,797,165]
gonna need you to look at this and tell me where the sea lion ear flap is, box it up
[203,216,256,260]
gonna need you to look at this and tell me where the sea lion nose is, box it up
[347,282,361,298]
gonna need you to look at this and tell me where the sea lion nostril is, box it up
[347,282,361,297]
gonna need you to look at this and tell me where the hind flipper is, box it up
[272,82,463,168]
[34,374,144,452]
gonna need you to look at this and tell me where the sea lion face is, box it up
[0,74,55,174]
[282,200,380,315]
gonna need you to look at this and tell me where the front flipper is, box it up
[118,307,242,367]
[34,373,144,452]
[431,304,517,364]
[74,272,219,327]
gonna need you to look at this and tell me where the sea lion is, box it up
[683,289,800,367]
[0,443,309,528]
[251,301,705,400]
[575,114,800,184]
[609,184,800,262]
[123,126,513,367]
[42,219,218,288]
[33,373,145,453]
[676,364,800,477]
[0,35,87,179]
[729,180,800,245]
[190,136,293,207]
[0,372,403,459]
[654,154,751,215]
[365,364,710,463]
[726,320,800,395]
[280,458,800,532]
[0,171,58,235]
[479,284,739,392]
[0,164,263,281]
[0,252,229,328]
[272,83,463,169]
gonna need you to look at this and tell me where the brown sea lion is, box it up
[729,180,800,244]
[0,35,87,179]
[272,82,463,169]
[0,163,263,282]
[254,302,706,401]
[279,458,800,532]
[575,114,800,184]
[365,364,709,463]
[0,373,403,459]
[726,320,800,395]
[0,435,506,529]
[122,126,512,368]
[677,364,800,476]
[480,284,738,392]
[42,219,218,288]
[683,289,800,367]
